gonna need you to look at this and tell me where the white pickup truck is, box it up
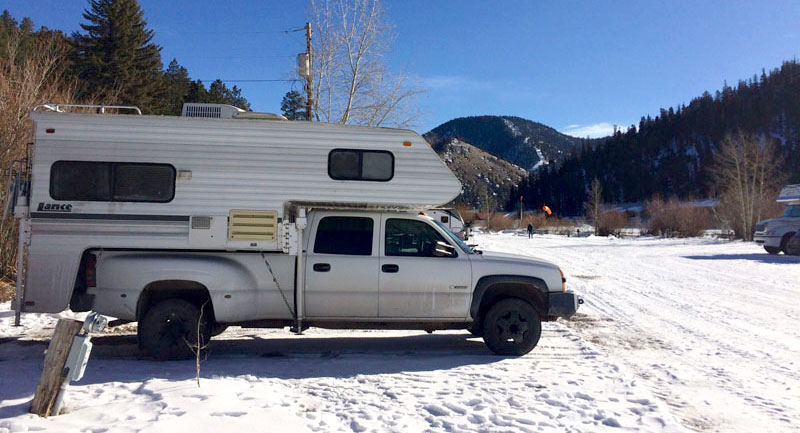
[754,184,800,254]
[90,210,580,359]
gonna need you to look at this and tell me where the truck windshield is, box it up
[785,205,800,217]
[434,220,475,254]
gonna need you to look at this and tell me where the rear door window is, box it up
[313,216,374,255]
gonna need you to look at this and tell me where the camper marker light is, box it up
[403,141,412,147]
[46,128,55,134]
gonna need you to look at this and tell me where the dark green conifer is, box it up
[72,0,163,111]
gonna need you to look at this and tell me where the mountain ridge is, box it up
[424,115,581,170]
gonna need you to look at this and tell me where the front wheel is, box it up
[780,232,796,255]
[482,298,542,356]
[764,246,781,255]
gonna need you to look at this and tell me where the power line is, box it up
[183,27,306,35]
[198,79,301,83]
[191,55,296,59]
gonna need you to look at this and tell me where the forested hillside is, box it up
[431,138,527,210]
[512,61,800,215]
[0,7,250,115]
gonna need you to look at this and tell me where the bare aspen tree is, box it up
[583,178,603,234]
[308,0,422,128]
[712,131,785,241]
[0,32,82,283]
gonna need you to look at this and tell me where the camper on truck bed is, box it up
[8,103,581,359]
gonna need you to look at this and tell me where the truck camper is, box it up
[8,103,580,359]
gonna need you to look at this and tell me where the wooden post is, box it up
[305,22,313,121]
[30,319,82,417]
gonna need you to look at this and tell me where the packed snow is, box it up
[1,233,799,432]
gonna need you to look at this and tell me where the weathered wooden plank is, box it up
[30,319,83,417]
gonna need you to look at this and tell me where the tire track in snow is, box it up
[474,233,800,432]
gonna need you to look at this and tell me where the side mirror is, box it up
[433,241,456,257]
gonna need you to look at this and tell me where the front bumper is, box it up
[753,234,781,247]
[548,291,583,319]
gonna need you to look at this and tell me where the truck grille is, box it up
[754,224,766,233]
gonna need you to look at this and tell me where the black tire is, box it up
[780,232,796,255]
[764,246,781,255]
[139,299,211,360]
[786,233,800,256]
[482,298,542,356]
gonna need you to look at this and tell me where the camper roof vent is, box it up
[182,103,244,119]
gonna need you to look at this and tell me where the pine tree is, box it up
[72,0,163,111]
[159,58,191,115]
[280,90,307,120]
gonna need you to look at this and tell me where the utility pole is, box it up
[305,22,313,121]
[519,196,523,226]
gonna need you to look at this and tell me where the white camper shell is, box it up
[16,105,460,314]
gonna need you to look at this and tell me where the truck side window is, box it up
[314,216,374,255]
[328,149,394,181]
[385,219,451,257]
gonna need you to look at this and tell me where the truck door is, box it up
[378,216,472,318]
[305,215,379,318]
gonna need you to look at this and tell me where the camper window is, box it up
[313,216,374,255]
[50,161,175,203]
[328,149,394,181]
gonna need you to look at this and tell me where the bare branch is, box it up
[306,0,422,128]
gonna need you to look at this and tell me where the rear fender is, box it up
[93,252,258,321]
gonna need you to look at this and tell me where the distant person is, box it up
[527,223,534,238]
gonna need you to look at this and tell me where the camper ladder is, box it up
[5,158,31,326]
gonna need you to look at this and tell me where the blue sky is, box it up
[5,0,800,136]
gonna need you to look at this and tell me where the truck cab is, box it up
[754,184,800,255]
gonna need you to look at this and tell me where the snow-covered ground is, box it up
[1,234,799,432]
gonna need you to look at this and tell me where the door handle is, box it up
[381,264,399,273]
[313,263,331,272]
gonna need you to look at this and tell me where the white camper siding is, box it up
[29,113,460,217]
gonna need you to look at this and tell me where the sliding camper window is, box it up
[328,149,394,181]
[50,161,176,202]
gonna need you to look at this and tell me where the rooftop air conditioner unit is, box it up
[181,103,244,119]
